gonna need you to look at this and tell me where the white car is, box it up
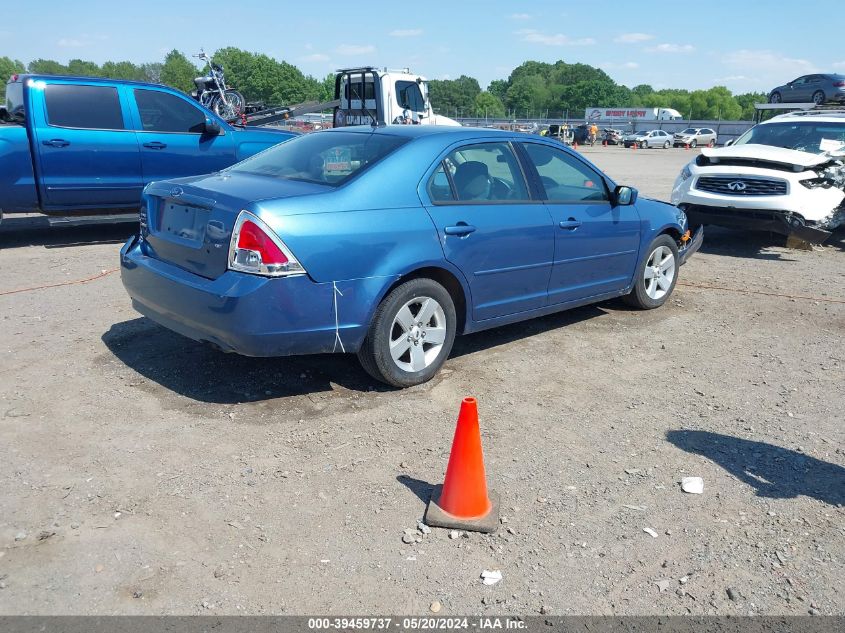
[671,109,845,243]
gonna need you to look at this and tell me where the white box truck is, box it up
[585,107,683,122]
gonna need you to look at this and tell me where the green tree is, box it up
[505,74,549,118]
[160,49,198,93]
[474,91,505,118]
[140,62,164,84]
[67,59,101,76]
[0,56,26,101]
[735,92,768,120]
[487,79,508,103]
[428,75,481,117]
[101,61,145,81]
[28,59,69,75]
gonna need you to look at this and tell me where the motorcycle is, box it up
[191,50,245,120]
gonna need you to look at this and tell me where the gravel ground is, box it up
[0,147,842,616]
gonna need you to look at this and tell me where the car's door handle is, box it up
[143,141,167,150]
[559,218,582,230]
[42,139,70,148]
[444,224,477,236]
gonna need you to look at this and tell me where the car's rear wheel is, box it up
[812,90,826,105]
[358,278,457,387]
[624,235,679,310]
[769,92,782,103]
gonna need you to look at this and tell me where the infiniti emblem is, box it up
[727,180,747,192]
[170,186,184,197]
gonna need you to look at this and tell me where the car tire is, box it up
[689,140,697,148]
[708,139,716,147]
[358,278,457,388]
[663,141,670,149]
[623,234,679,310]
[769,92,782,103]
[812,90,825,105]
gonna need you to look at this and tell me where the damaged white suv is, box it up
[671,110,845,243]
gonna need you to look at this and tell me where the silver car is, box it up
[622,129,672,149]
[673,127,717,148]
[768,74,845,105]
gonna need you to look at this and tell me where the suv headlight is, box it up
[679,164,692,182]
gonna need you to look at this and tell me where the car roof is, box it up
[765,110,845,124]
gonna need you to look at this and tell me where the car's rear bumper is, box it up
[120,236,386,356]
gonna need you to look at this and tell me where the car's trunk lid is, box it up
[142,173,329,280]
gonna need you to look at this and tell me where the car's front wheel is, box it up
[689,140,697,148]
[358,278,457,387]
[624,235,679,309]
[663,141,670,149]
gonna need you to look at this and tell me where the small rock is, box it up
[14,532,26,541]
[449,530,460,540]
[480,569,503,586]
[202,600,210,609]
[429,600,441,613]
[70,523,80,530]
[655,579,671,592]
[400,462,408,469]
[213,566,227,579]
[539,605,549,615]
[809,608,821,616]
[37,531,56,541]
[506,527,516,535]
[417,522,431,535]
[643,527,659,538]
[775,551,787,565]
[132,590,143,599]
[95,564,104,573]
[727,587,740,602]
[401,533,416,544]
[680,576,689,584]
[681,477,704,494]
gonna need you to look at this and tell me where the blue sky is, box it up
[3,0,843,94]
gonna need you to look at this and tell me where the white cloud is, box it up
[301,53,330,63]
[517,29,595,46]
[57,38,85,48]
[389,28,423,37]
[614,33,654,44]
[336,44,376,56]
[646,43,695,53]
[508,13,532,20]
[721,49,817,77]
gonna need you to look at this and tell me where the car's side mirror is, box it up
[203,118,221,136]
[724,139,734,147]
[614,185,638,206]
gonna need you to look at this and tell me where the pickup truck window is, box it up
[133,89,206,134]
[44,84,124,130]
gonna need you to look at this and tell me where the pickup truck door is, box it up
[32,81,143,209]
[128,88,236,183]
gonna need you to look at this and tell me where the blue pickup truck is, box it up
[0,74,295,225]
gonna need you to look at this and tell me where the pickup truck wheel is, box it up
[358,278,456,388]
[624,235,679,310]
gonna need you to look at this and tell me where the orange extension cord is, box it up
[0,268,119,297]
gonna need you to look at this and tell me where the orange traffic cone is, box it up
[685,143,690,150]
[424,397,499,533]
[573,141,578,150]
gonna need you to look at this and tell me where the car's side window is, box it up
[44,84,124,130]
[436,142,529,203]
[523,143,609,203]
[133,89,207,134]
[427,163,455,202]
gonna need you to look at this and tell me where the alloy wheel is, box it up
[389,296,447,373]
[643,245,676,301]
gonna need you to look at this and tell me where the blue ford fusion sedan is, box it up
[120,125,702,387]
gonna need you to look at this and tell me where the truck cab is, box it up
[333,67,460,128]
[1,74,295,223]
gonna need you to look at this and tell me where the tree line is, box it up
[2,51,766,121]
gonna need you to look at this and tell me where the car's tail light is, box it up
[834,81,845,87]
[228,211,305,277]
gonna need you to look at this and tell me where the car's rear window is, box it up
[228,131,409,186]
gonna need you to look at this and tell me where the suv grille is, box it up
[695,176,787,196]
